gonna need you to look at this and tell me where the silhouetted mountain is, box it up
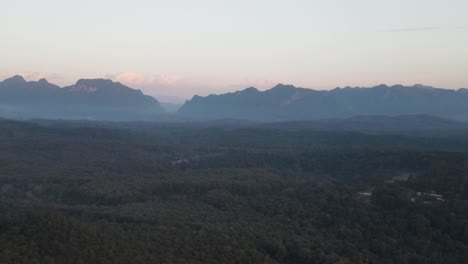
[0,75,61,103]
[160,102,183,113]
[0,76,163,121]
[178,84,468,121]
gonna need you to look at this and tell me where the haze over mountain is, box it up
[179,84,468,121]
[2,75,468,122]
[0,75,163,121]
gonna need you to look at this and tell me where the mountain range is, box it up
[1,76,468,122]
[0,75,163,121]
[179,84,468,121]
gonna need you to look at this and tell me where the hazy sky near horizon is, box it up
[1,0,468,99]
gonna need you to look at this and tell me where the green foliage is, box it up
[1,120,468,263]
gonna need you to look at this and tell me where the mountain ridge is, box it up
[0,75,163,121]
[179,83,468,121]
[2,76,468,121]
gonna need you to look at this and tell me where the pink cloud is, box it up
[108,71,282,99]
[113,72,185,88]
[108,72,193,99]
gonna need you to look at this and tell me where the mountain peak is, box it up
[76,78,114,86]
[69,79,127,94]
[271,83,296,90]
[3,75,26,84]
[38,78,49,84]
[412,84,435,90]
[0,76,163,120]
[240,87,259,93]
[374,84,389,89]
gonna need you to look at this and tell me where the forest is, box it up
[1,117,468,264]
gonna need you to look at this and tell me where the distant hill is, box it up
[0,76,163,121]
[160,102,183,113]
[178,84,468,121]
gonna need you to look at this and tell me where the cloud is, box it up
[113,72,185,88]
[383,26,468,32]
[108,72,199,98]
[108,72,283,99]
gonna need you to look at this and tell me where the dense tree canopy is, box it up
[1,119,468,263]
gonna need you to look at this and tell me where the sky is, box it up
[1,0,468,101]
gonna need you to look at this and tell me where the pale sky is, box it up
[1,0,468,99]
